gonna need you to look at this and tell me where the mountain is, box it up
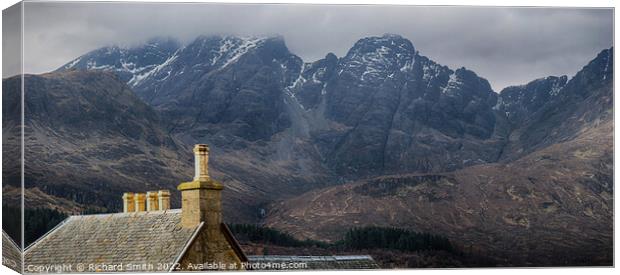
[495,75,568,125]
[39,35,613,266]
[61,35,301,141]
[497,48,613,160]
[291,34,503,177]
[59,37,181,86]
[57,36,336,219]
[263,48,614,266]
[2,71,260,220]
[2,70,189,211]
[60,34,507,181]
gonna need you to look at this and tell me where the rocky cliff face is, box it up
[291,34,502,177]
[63,35,301,142]
[497,48,613,160]
[264,48,614,266]
[495,75,568,125]
[62,34,509,181]
[58,37,181,85]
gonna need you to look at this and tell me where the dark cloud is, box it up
[10,2,613,91]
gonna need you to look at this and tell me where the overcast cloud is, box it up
[7,2,614,91]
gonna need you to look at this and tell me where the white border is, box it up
[0,1,617,275]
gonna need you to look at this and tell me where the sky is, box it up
[4,2,614,91]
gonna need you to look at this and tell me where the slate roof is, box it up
[2,230,22,272]
[22,209,379,271]
[247,255,380,270]
[24,209,200,272]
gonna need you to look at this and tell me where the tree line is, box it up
[227,223,329,248]
[341,226,454,252]
[2,205,68,247]
[228,223,455,253]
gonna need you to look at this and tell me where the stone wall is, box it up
[178,226,243,271]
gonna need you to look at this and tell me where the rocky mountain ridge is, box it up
[496,48,613,161]
[54,33,613,212]
[263,47,614,266]
[60,34,509,179]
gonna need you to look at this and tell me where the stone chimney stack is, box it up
[178,144,223,228]
[122,193,135,213]
[134,193,146,212]
[158,190,171,210]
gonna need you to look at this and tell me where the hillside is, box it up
[265,117,612,265]
[263,49,614,266]
[1,71,257,220]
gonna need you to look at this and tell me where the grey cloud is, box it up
[3,2,22,79]
[10,2,614,91]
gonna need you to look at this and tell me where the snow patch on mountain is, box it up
[65,57,82,69]
[399,57,415,72]
[602,49,612,80]
[128,50,180,87]
[548,77,566,96]
[441,73,462,94]
[220,37,264,69]
[285,66,306,93]
[422,63,442,81]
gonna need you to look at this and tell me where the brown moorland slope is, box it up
[265,116,612,266]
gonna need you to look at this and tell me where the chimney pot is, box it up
[193,144,210,181]
[158,190,171,210]
[122,192,135,213]
[146,191,159,211]
[134,193,146,212]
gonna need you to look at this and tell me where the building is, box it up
[21,144,377,272]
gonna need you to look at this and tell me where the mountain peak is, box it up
[325,52,338,61]
[583,47,613,81]
[495,74,569,123]
[57,38,181,84]
[349,34,415,54]
[338,34,416,83]
[185,34,292,65]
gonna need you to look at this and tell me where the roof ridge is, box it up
[24,216,72,253]
[1,230,21,251]
[69,208,182,218]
